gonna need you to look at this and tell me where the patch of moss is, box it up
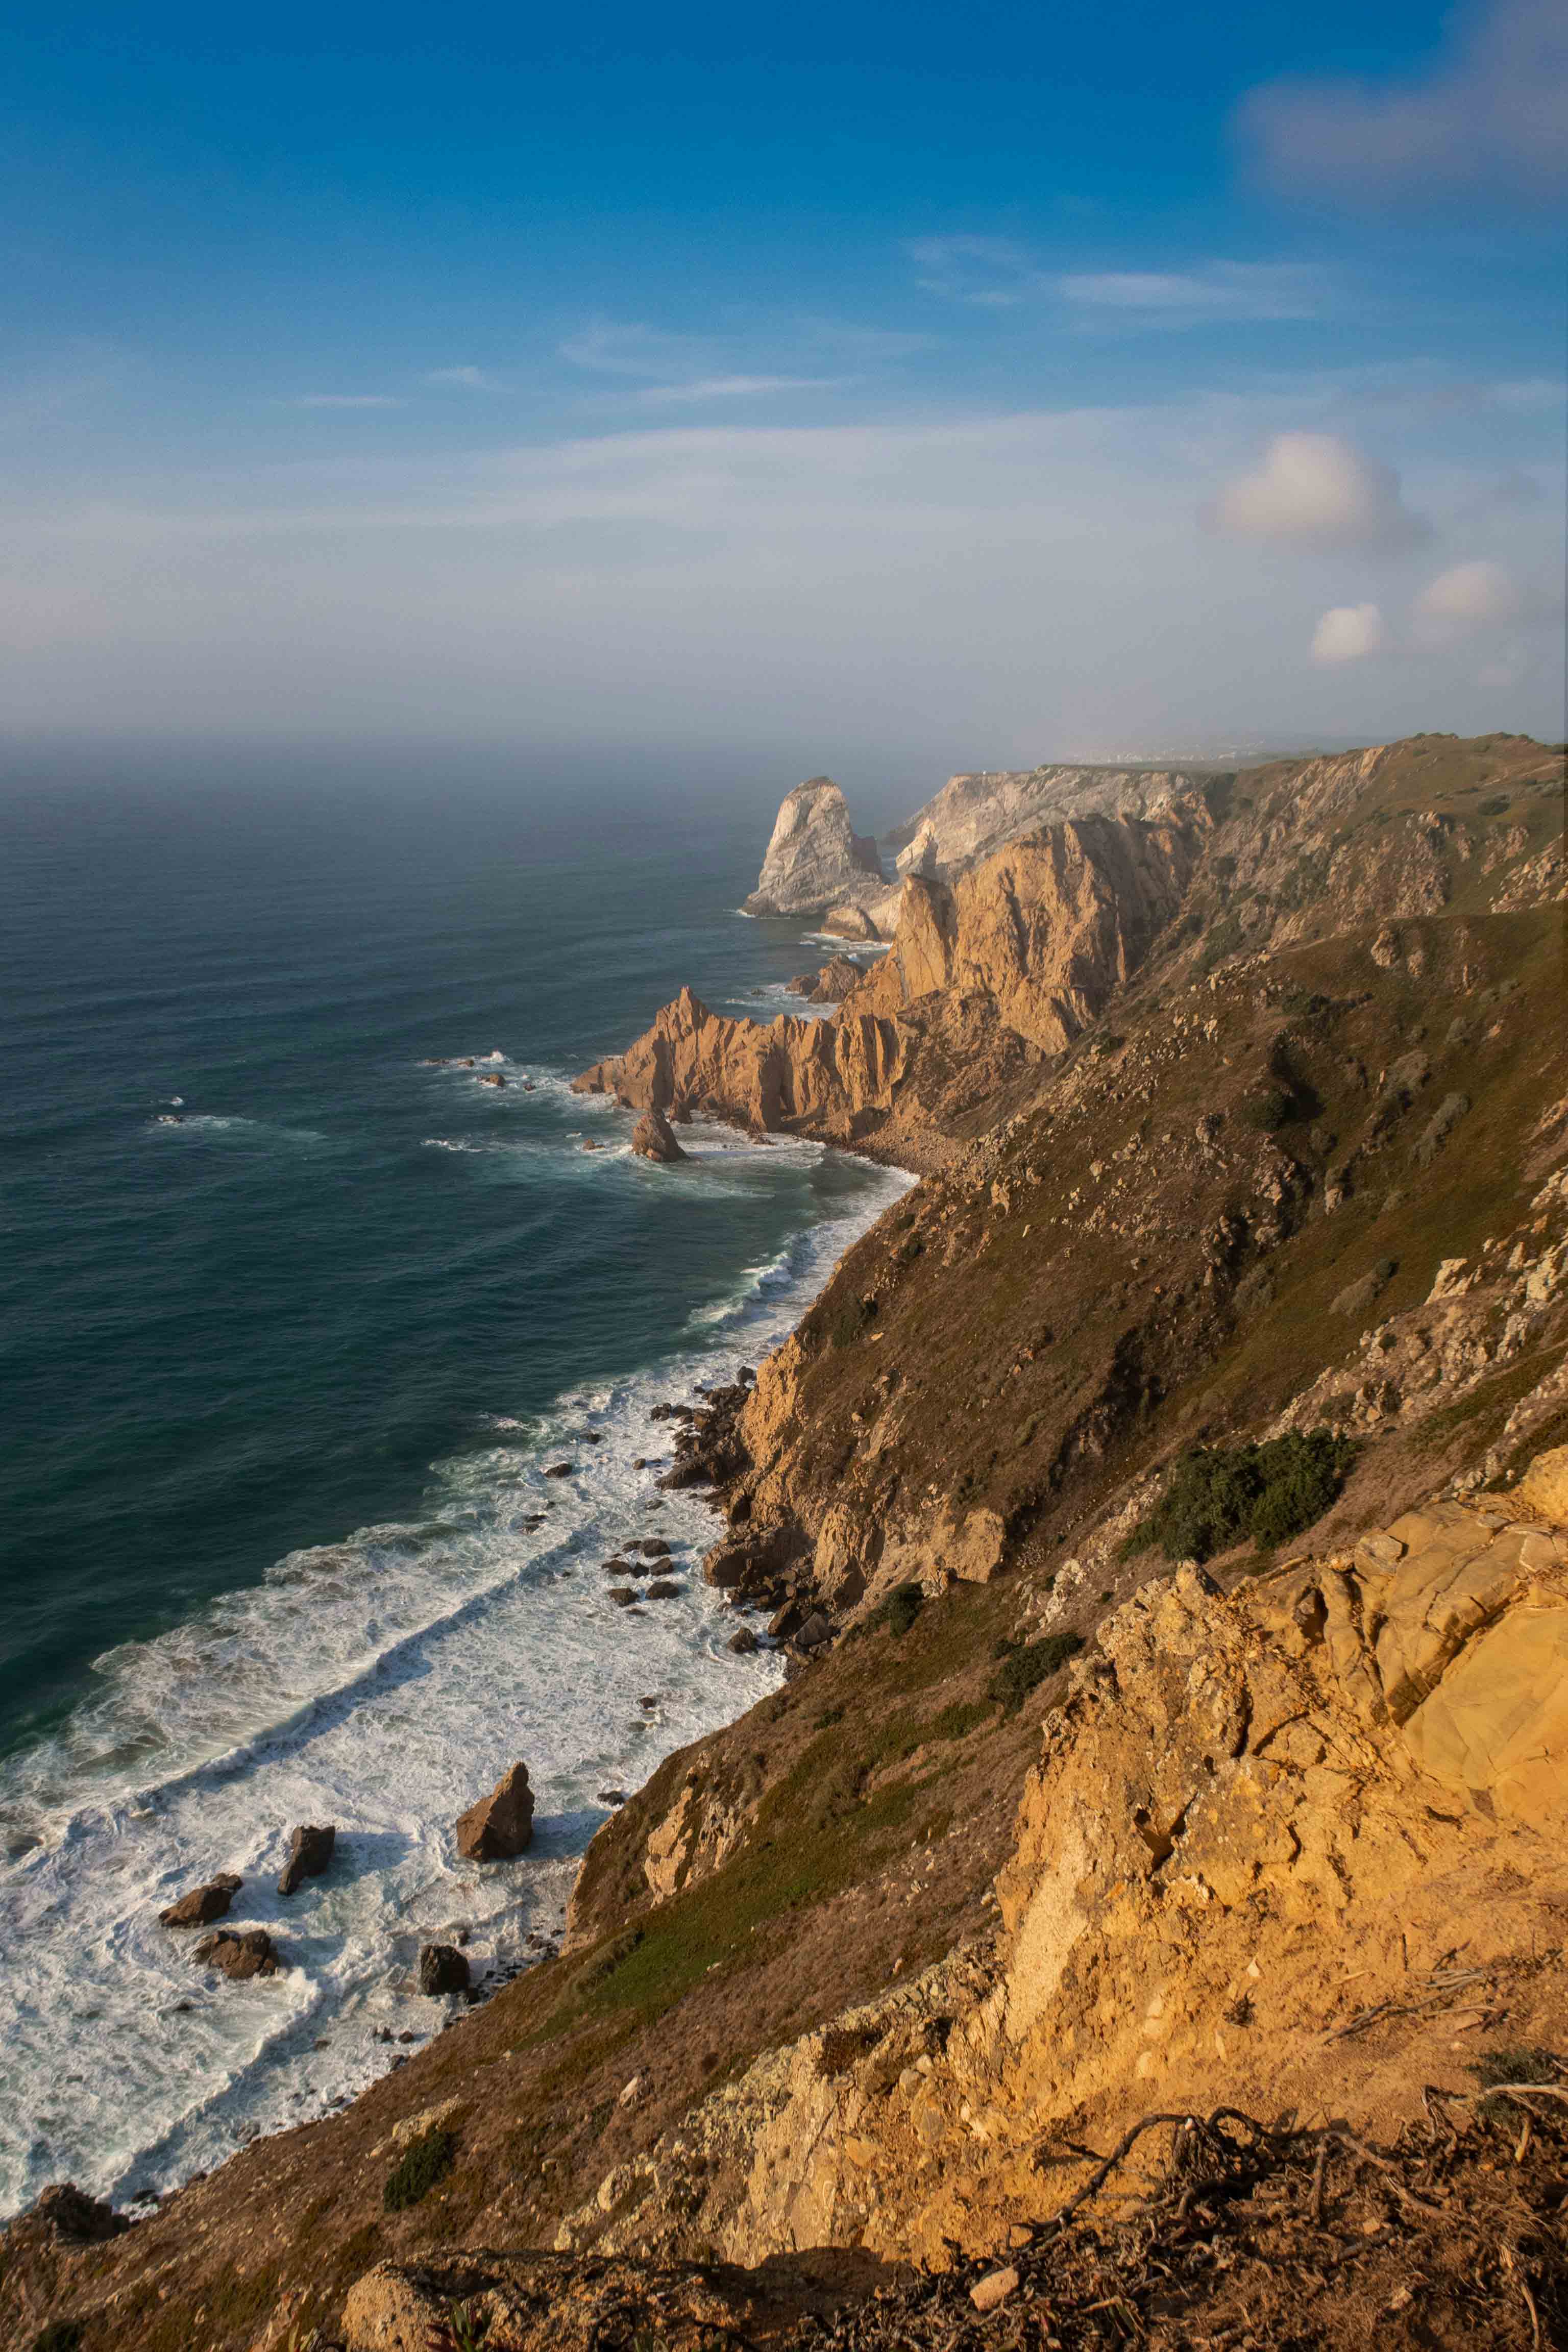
[384,2125,456,2212]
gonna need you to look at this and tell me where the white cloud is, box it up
[290,394,403,410]
[1413,558,1521,638]
[425,366,500,390]
[1212,432,1428,549]
[1238,0,1568,204]
[1311,602,1388,664]
[1059,262,1326,324]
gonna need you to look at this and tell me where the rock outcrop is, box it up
[895,763,1197,884]
[193,1927,279,1981]
[417,1942,470,1997]
[630,1106,687,1163]
[158,1874,241,1928]
[575,808,1199,1152]
[277,1824,335,1897]
[554,1473,1568,2272]
[455,1762,534,1860]
[743,777,884,918]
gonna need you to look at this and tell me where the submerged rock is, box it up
[159,1873,242,1929]
[277,1825,335,1898]
[456,1762,534,1861]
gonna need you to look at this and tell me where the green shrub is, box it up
[987,1632,1083,1714]
[1130,1430,1356,1564]
[1241,1085,1294,1132]
[1479,792,1511,817]
[383,2125,456,2212]
[878,1581,924,1638]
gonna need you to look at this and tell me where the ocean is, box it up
[0,762,909,2218]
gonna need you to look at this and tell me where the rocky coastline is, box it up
[7,728,1568,2352]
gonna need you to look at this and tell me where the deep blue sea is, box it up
[0,762,907,2215]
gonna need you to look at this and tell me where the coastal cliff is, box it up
[8,728,1568,2352]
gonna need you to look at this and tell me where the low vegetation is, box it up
[383,2125,456,2213]
[1128,1429,1356,1564]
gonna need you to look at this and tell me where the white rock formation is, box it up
[895,765,1203,885]
[743,778,884,918]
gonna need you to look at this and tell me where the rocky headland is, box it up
[8,727,1568,2352]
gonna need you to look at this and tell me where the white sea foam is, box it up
[0,1150,912,2219]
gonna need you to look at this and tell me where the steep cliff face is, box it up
[743,776,884,917]
[577,807,1204,1151]
[851,807,1207,1054]
[895,762,1200,883]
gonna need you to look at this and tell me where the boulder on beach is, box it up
[544,1461,576,1478]
[478,1073,507,1088]
[631,1106,688,1164]
[418,1942,471,1997]
[645,1579,683,1599]
[159,1873,243,1929]
[635,1538,672,1559]
[606,1586,640,1608]
[278,1824,335,1898]
[727,1626,759,1655]
[194,1927,279,1981]
[455,1762,534,1861]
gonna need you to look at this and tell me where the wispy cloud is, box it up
[1238,0,1568,205]
[1060,262,1327,324]
[289,393,404,410]
[911,240,1328,325]
[559,320,712,378]
[906,236,1040,306]
[637,375,846,404]
[425,366,501,390]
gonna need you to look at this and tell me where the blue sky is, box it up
[2,1,1563,776]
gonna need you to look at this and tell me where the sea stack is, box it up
[742,777,886,920]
